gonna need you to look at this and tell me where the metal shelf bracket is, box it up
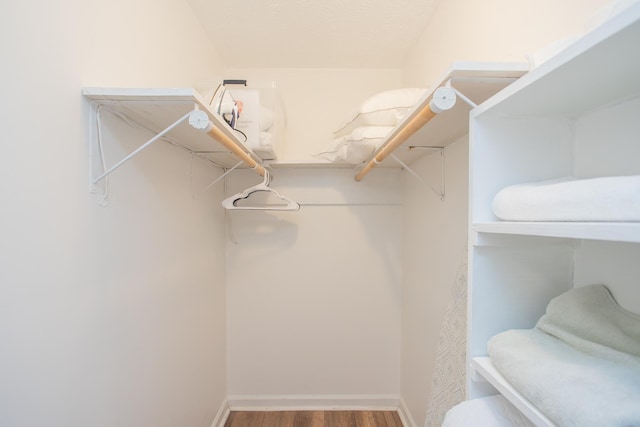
[92,108,191,185]
[390,146,445,200]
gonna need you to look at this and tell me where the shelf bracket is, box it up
[90,105,192,186]
[194,160,244,197]
[445,79,479,108]
[390,146,445,200]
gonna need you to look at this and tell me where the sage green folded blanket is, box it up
[488,284,640,427]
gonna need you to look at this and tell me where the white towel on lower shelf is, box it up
[488,285,640,427]
[442,395,534,427]
[536,284,640,362]
[492,175,640,221]
[489,329,640,427]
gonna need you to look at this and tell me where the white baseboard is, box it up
[398,398,418,427]
[227,394,401,412]
[210,398,230,427]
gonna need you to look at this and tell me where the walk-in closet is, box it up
[2,1,638,426]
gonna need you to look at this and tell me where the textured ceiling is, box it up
[186,0,440,68]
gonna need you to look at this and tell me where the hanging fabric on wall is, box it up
[423,244,468,427]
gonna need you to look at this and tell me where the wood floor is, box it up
[224,410,403,427]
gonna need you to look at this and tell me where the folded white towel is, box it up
[259,106,274,132]
[536,284,640,362]
[316,126,394,164]
[492,175,640,221]
[489,328,640,427]
[259,131,273,147]
[252,131,276,160]
[442,395,534,427]
[488,285,640,427]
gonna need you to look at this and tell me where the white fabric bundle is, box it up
[252,132,275,160]
[252,106,279,160]
[317,126,394,164]
[442,395,534,427]
[259,106,274,132]
[492,175,640,221]
[488,285,640,427]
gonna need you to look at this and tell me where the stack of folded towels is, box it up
[488,284,640,426]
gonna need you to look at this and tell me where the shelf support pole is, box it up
[446,79,478,108]
[196,160,243,197]
[189,110,266,177]
[355,87,456,182]
[92,110,192,184]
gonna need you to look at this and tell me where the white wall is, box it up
[225,168,403,406]
[400,139,469,427]
[399,1,610,426]
[403,0,610,87]
[0,1,227,426]
[219,68,406,406]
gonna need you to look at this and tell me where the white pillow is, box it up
[316,126,394,164]
[334,88,428,137]
[442,395,534,427]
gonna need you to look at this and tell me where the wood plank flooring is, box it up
[224,410,403,427]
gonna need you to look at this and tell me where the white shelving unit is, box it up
[472,221,640,243]
[467,4,640,426]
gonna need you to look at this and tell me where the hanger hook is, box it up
[262,169,271,186]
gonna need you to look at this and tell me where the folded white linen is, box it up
[492,175,640,221]
[488,285,640,427]
[442,395,534,427]
[317,136,377,164]
[259,131,272,147]
[316,126,394,164]
[536,284,640,362]
[259,106,274,132]
[252,131,275,160]
[489,329,640,427]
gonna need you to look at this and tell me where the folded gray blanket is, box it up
[488,285,640,427]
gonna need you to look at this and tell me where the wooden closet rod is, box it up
[355,87,456,182]
[189,110,266,177]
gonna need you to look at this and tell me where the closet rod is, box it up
[189,110,266,177]
[355,87,456,182]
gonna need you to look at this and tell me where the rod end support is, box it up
[189,110,213,132]
[430,87,457,113]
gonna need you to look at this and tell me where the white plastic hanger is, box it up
[222,170,300,211]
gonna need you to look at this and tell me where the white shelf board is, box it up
[267,159,357,169]
[473,3,640,118]
[471,357,555,427]
[83,87,261,168]
[473,221,640,243]
[367,62,529,168]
